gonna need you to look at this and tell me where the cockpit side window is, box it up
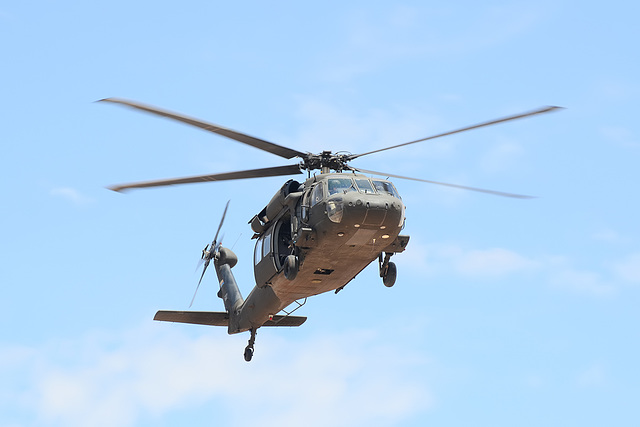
[372,180,400,198]
[327,178,356,195]
[355,178,375,194]
[311,183,324,206]
[254,239,261,266]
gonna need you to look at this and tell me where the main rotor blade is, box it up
[108,164,302,192]
[99,98,306,160]
[352,167,535,199]
[350,106,563,160]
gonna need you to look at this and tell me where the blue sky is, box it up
[2,1,639,426]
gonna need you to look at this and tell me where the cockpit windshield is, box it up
[327,178,356,195]
[355,178,375,194]
[326,176,400,198]
[372,180,400,198]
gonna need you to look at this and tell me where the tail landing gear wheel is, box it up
[244,347,254,362]
[244,328,257,362]
[284,254,298,280]
[383,261,397,287]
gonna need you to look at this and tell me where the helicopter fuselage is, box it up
[233,172,410,332]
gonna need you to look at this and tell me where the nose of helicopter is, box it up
[327,192,404,230]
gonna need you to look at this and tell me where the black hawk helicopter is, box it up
[102,98,561,361]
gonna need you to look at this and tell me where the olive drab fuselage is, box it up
[241,172,409,329]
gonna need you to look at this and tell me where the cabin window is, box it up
[254,230,272,266]
[311,183,324,206]
[262,231,271,258]
[372,180,400,198]
[327,177,356,195]
[355,178,375,194]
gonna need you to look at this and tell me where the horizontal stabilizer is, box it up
[154,310,229,326]
[264,315,307,327]
[154,310,307,327]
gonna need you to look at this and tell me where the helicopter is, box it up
[102,98,561,361]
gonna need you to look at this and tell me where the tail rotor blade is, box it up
[190,273,205,308]
[191,256,211,307]
[212,201,230,248]
[189,200,230,307]
[215,233,226,253]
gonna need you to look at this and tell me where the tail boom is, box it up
[153,246,306,333]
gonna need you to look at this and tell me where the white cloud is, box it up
[479,140,526,174]
[50,187,93,205]
[577,363,606,387]
[1,323,432,427]
[288,98,443,158]
[545,251,640,296]
[454,247,539,278]
[318,5,543,83]
[404,243,539,279]
[548,266,615,296]
[523,373,545,388]
[599,126,639,148]
[400,242,640,297]
[596,80,640,101]
[613,252,640,284]
[592,228,628,243]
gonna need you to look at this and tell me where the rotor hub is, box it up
[302,151,351,173]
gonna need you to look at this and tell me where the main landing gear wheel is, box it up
[244,328,257,362]
[383,261,397,288]
[379,252,397,288]
[284,254,298,280]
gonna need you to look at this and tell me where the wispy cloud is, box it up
[600,126,639,148]
[595,80,640,102]
[50,187,94,206]
[549,267,615,296]
[401,243,539,279]
[287,98,443,157]
[613,252,640,284]
[592,228,629,244]
[316,4,545,83]
[400,242,640,296]
[576,363,607,387]
[479,139,527,174]
[454,247,539,277]
[2,323,432,427]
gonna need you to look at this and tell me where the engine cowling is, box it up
[250,180,303,233]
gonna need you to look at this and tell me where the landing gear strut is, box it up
[379,252,397,288]
[244,328,257,362]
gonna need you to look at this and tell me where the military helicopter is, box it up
[102,98,561,361]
